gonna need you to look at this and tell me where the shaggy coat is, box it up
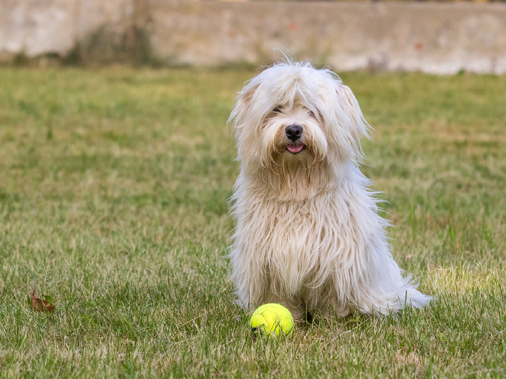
[229,61,431,321]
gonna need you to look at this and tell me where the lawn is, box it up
[0,67,505,378]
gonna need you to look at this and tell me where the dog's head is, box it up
[229,61,369,199]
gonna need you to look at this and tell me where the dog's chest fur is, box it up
[234,174,378,298]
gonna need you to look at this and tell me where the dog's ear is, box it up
[335,84,369,140]
[228,82,260,137]
[331,83,370,160]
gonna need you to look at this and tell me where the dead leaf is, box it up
[30,290,58,313]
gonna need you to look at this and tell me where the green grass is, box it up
[0,67,505,378]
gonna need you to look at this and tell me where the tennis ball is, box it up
[250,303,294,336]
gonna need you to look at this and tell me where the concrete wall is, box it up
[1,0,506,74]
[0,0,136,63]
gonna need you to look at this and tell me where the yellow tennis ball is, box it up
[250,303,294,336]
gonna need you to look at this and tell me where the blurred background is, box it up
[1,0,506,74]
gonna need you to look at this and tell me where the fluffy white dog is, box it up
[228,61,431,321]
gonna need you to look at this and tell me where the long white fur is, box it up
[228,61,431,321]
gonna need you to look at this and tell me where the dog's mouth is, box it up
[286,144,305,154]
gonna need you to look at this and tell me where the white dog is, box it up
[228,61,431,321]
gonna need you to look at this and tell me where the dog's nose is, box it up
[285,125,302,142]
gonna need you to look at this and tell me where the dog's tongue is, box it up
[287,145,304,153]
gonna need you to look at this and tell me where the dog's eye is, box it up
[308,109,316,117]
[273,107,282,113]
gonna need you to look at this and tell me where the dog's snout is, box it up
[285,125,302,142]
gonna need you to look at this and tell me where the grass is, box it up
[0,66,505,378]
